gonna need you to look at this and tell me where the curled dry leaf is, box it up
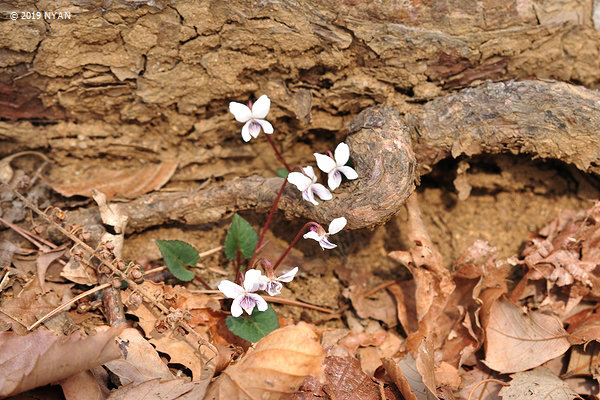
[149,333,213,383]
[498,367,579,400]
[484,298,570,374]
[51,160,178,201]
[0,326,124,398]
[204,322,325,400]
[382,352,438,400]
[103,328,173,386]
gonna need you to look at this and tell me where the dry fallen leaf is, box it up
[295,356,401,400]
[343,284,398,327]
[149,333,212,383]
[104,328,173,386]
[384,352,438,400]
[204,322,325,400]
[484,298,571,373]
[498,367,579,400]
[60,371,105,400]
[0,326,123,398]
[106,378,208,400]
[51,160,178,200]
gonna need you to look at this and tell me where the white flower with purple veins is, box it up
[304,217,347,250]
[314,142,358,191]
[218,269,268,317]
[259,267,298,296]
[229,94,274,142]
[287,166,332,206]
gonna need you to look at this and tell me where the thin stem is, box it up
[248,177,290,270]
[272,222,319,272]
[264,133,291,171]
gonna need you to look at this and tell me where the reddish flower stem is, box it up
[248,166,303,271]
[264,134,291,171]
[272,222,320,272]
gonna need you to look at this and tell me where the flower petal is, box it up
[252,95,271,119]
[337,166,358,180]
[327,169,342,191]
[265,281,283,296]
[334,142,350,166]
[239,295,257,315]
[256,119,273,134]
[319,238,337,250]
[244,269,263,292]
[241,121,252,142]
[251,293,268,312]
[218,280,245,299]
[303,188,319,206]
[230,296,244,317]
[328,216,347,235]
[311,184,332,201]
[229,102,252,123]
[248,121,262,138]
[276,267,298,283]
[302,166,317,181]
[303,230,323,242]
[314,153,337,173]
[287,172,311,191]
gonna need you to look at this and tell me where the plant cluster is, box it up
[158,94,359,342]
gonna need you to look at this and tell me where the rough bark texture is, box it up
[2,0,600,229]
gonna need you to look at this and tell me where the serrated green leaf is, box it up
[225,304,279,342]
[155,240,198,282]
[276,168,289,178]
[224,214,258,260]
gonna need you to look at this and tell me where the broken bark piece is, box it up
[65,80,600,232]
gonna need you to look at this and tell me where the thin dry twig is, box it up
[28,282,111,331]
[1,180,218,360]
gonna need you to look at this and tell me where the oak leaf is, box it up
[498,367,579,400]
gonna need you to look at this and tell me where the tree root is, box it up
[67,80,600,232]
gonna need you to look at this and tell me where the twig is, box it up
[363,280,396,298]
[199,246,223,258]
[191,289,337,314]
[28,282,111,331]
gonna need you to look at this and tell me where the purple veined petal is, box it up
[250,293,268,312]
[239,294,258,315]
[256,119,273,134]
[218,280,245,299]
[244,269,263,292]
[287,172,312,191]
[302,166,317,181]
[241,121,252,142]
[229,102,252,123]
[311,183,332,201]
[230,296,244,317]
[248,120,262,138]
[337,166,358,180]
[334,142,350,166]
[327,169,342,191]
[252,95,271,119]
[276,266,298,283]
[314,152,337,173]
[303,230,323,242]
[265,280,283,296]
[303,187,319,206]
[319,237,337,250]
[328,216,347,235]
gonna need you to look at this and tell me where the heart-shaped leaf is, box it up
[226,304,279,342]
[224,214,258,261]
[155,240,198,282]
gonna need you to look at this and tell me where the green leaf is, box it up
[224,214,258,260]
[155,240,198,282]
[226,304,279,342]
[276,168,289,178]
